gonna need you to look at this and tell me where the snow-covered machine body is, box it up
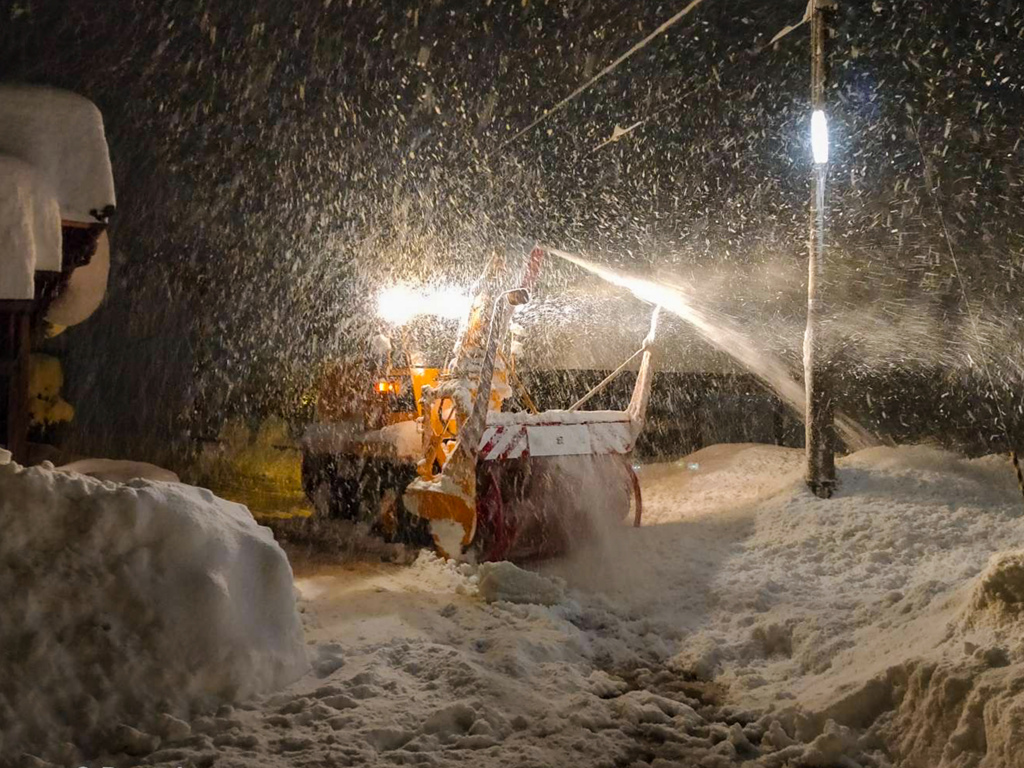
[301,246,658,561]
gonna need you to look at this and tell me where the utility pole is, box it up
[804,0,836,498]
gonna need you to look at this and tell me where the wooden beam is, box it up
[1,303,32,464]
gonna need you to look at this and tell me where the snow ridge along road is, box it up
[11,443,1024,767]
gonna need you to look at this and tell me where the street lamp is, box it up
[804,1,836,499]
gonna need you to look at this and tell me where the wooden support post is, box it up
[0,301,32,464]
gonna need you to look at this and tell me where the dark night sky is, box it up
[1,0,1022,462]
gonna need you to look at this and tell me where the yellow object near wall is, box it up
[191,416,311,521]
[28,354,74,427]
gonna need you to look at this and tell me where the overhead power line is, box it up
[498,0,711,150]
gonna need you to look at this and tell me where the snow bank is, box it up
[859,550,1024,767]
[635,444,1024,766]
[865,655,1024,768]
[134,540,898,768]
[477,561,566,605]
[518,442,1024,766]
[58,456,181,483]
[0,460,307,764]
[19,442,1024,767]
[656,445,1023,698]
[0,155,61,299]
[966,549,1024,623]
[0,84,116,223]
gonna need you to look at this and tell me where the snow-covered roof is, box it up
[0,84,115,224]
[0,155,61,300]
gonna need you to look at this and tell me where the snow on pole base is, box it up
[0,460,308,764]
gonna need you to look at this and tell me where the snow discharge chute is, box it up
[541,245,877,452]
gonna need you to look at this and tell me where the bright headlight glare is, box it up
[811,109,829,164]
[377,285,473,325]
[377,285,419,325]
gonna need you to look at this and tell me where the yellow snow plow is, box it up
[301,246,659,561]
[403,246,659,560]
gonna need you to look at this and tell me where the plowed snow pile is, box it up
[0,453,308,765]
[9,442,1024,768]
[544,443,1024,768]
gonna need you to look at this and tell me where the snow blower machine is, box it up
[301,246,659,561]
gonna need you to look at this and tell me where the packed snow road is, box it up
[138,443,1024,768]
[7,443,1024,767]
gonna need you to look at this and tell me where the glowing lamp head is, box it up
[811,109,829,165]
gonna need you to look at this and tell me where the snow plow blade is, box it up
[405,296,658,562]
[403,476,477,559]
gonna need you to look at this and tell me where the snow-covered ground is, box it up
[11,442,1024,767]
[0,456,307,767]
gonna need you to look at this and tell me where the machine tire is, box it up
[300,451,362,520]
[467,466,516,562]
[623,455,643,527]
[302,450,430,545]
